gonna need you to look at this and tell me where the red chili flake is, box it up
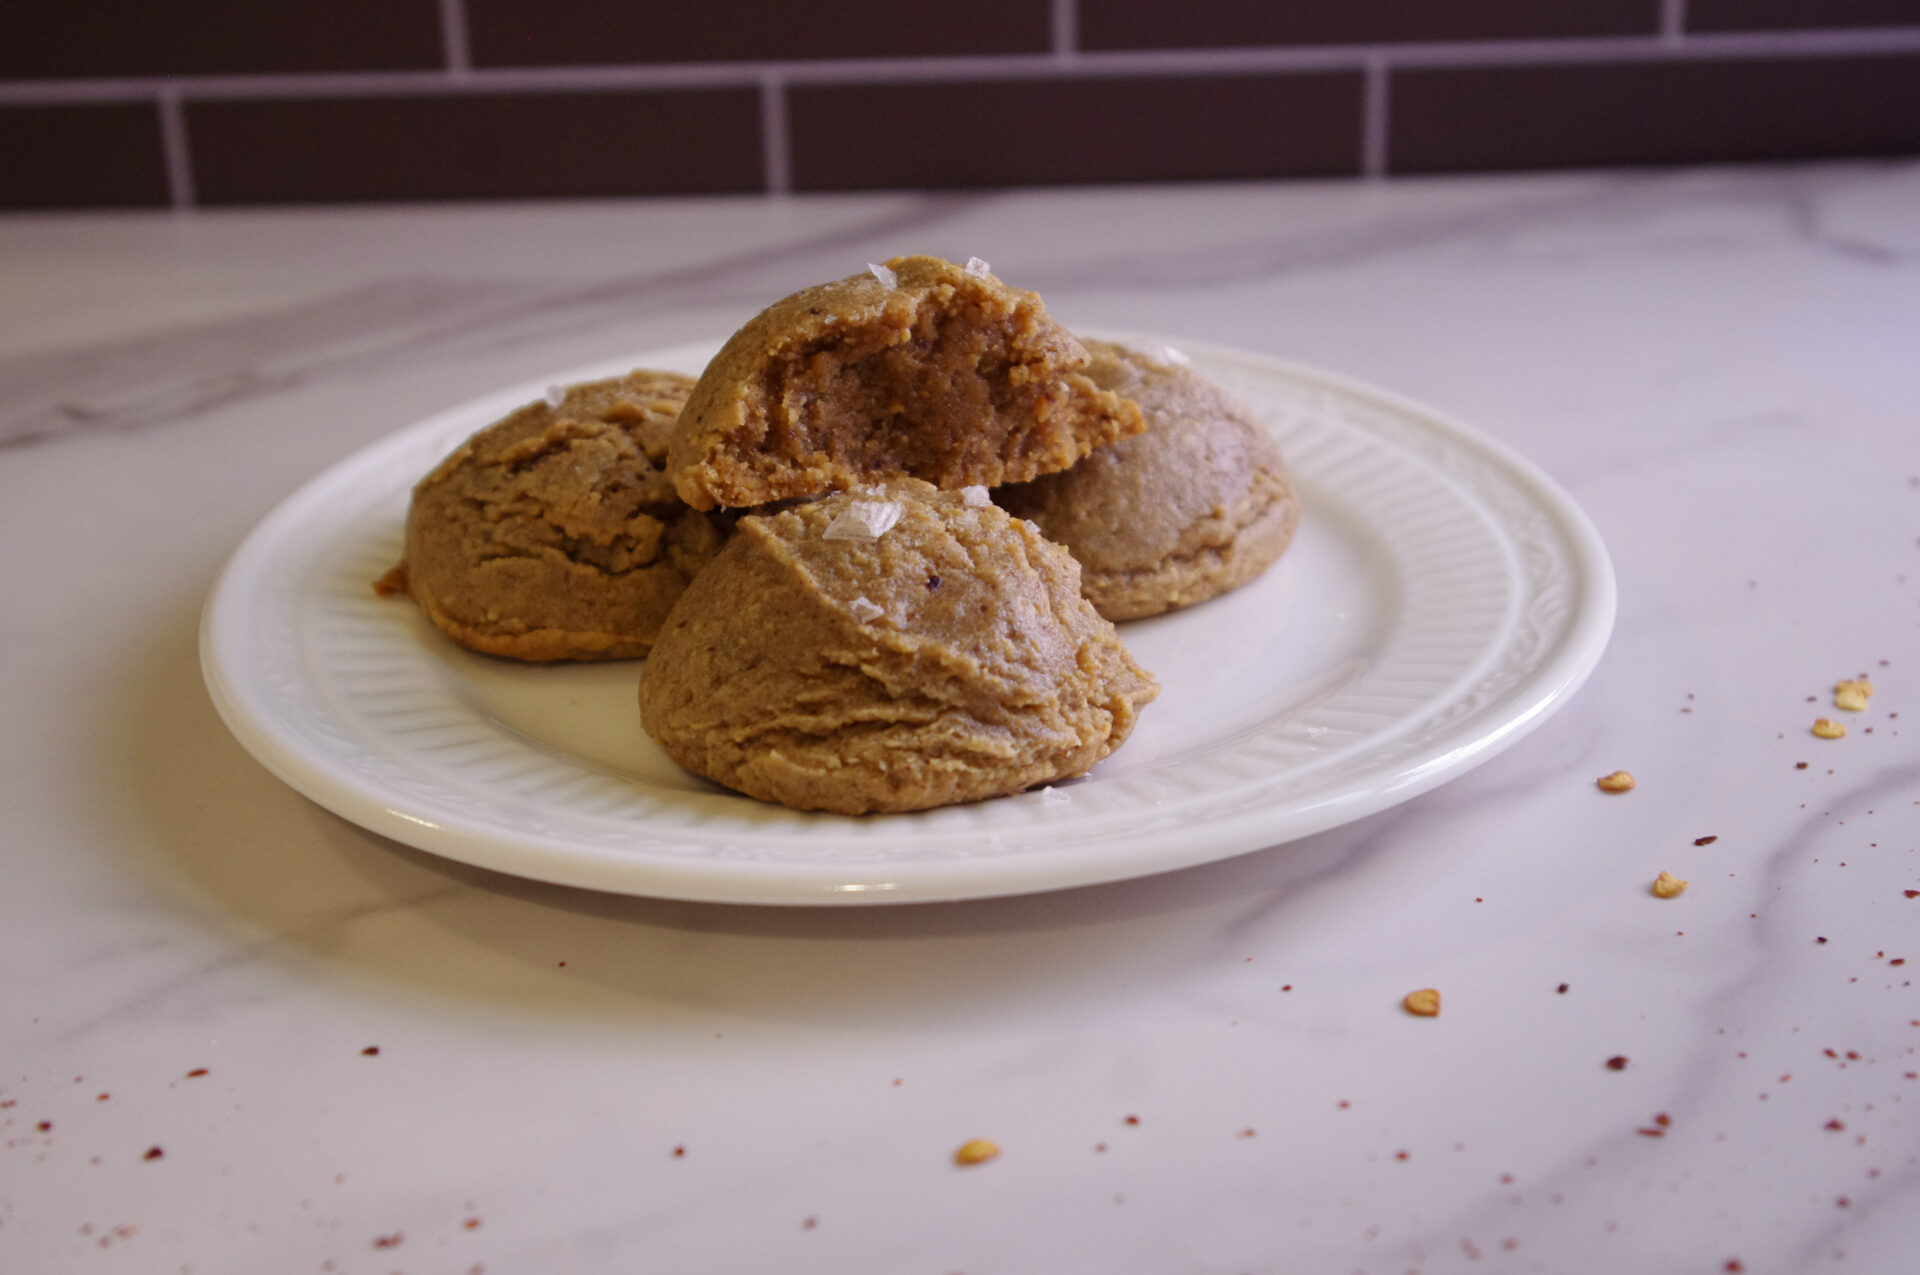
[1893,958,1908,967]
[1826,1119,1846,1131]
[1500,1173,1515,1184]
[1654,1112,1672,1128]
[96,1094,109,1102]
[1826,1049,1839,1058]
[185,1068,208,1078]
[1606,1056,1630,1071]
[1726,1261,1746,1273]
[1124,1115,1140,1126]
[1394,1149,1410,1161]
[1816,937,1829,944]
[142,1146,164,1161]
[1847,1051,1860,1060]
[1281,984,1293,992]
[671,1145,686,1158]
[1694,835,1719,845]
[36,1120,51,1132]
[360,1046,380,1057]
[802,1216,818,1231]
[1636,1127,1666,1138]
[372,1233,403,1249]
[463,1217,482,1230]
[1836,1197,1852,1209]
[1094,1142,1107,1153]
[1337,1100,1350,1109]
[1237,1128,1257,1139]
[0,1100,15,1108]
[1557,983,1569,994]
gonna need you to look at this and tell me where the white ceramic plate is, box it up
[202,337,1614,906]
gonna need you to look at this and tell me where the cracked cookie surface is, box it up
[996,341,1300,621]
[667,255,1145,511]
[638,480,1159,814]
[380,369,727,661]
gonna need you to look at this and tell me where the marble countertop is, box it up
[3,161,1917,1274]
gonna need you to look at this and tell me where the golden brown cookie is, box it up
[667,256,1145,511]
[638,480,1159,814]
[995,341,1300,621]
[380,369,728,661]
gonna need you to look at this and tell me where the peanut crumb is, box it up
[954,1139,1000,1166]
[1652,871,1689,899]
[1403,988,1441,1017]
[1812,718,1847,739]
[1835,680,1872,712]
[1596,770,1635,793]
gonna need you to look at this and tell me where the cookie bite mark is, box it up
[386,369,729,662]
[667,256,1145,511]
[639,481,1158,814]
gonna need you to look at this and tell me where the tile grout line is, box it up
[4,28,1919,106]
[156,87,196,210]
[1361,56,1390,179]
[1052,0,1078,62]
[440,0,474,75]
[1662,0,1689,45]
[760,72,791,195]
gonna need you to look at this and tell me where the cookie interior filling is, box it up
[738,294,1100,497]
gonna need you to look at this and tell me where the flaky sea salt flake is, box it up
[848,596,884,623]
[1127,341,1191,370]
[965,256,992,277]
[823,500,903,541]
[867,262,899,289]
[1039,786,1072,807]
[961,485,990,507]
[544,384,566,409]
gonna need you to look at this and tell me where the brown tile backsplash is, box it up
[0,103,170,209]
[466,0,1052,67]
[3,3,1917,209]
[1391,54,1920,173]
[790,73,1363,191]
[188,91,765,205]
[3,1,444,80]
[1079,0,1661,50]
[1687,0,1920,32]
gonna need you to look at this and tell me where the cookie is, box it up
[378,369,727,661]
[667,256,1145,511]
[638,480,1159,814]
[995,341,1300,621]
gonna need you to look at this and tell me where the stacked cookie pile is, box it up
[379,256,1298,814]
